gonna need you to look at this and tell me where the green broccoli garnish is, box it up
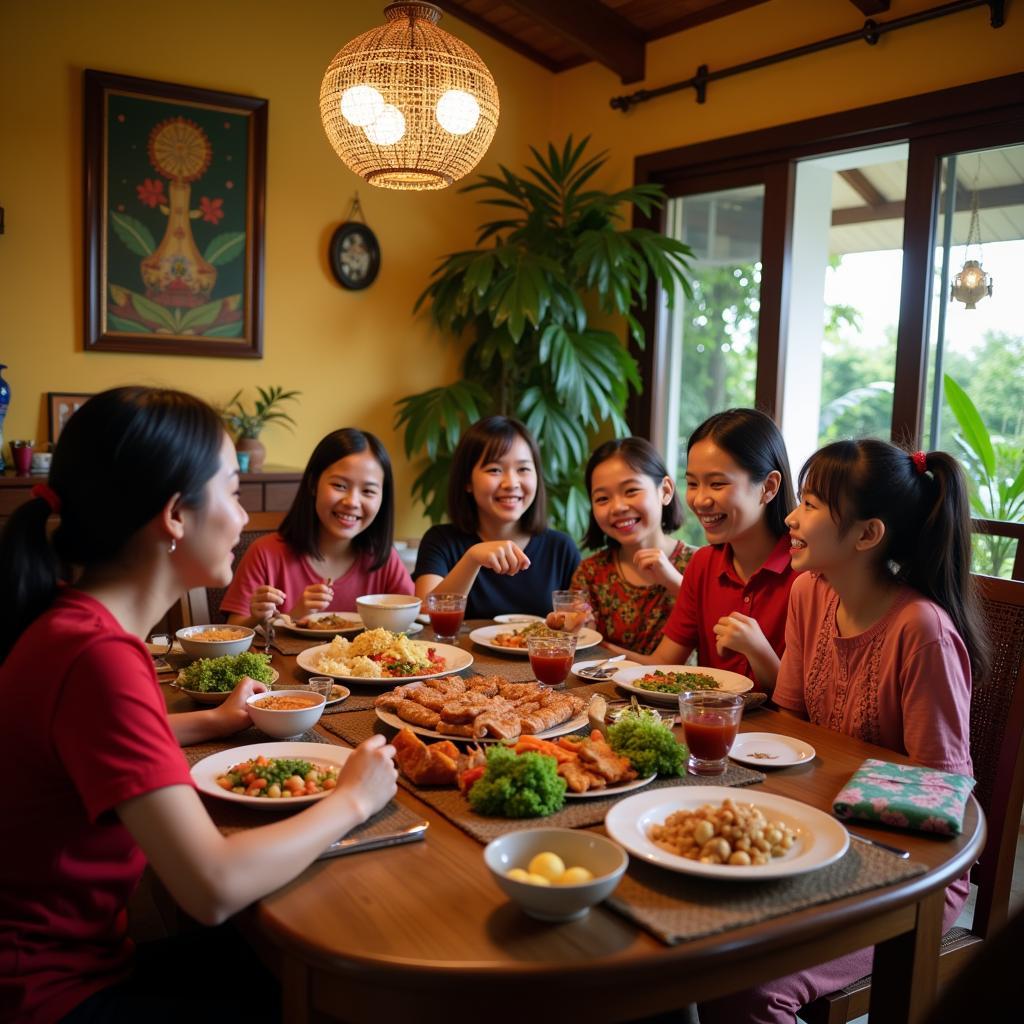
[467,746,567,817]
[181,651,275,693]
[607,706,686,776]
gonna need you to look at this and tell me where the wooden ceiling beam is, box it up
[831,182,1024,227]
[501,0,646,83]
[433,2,563,72]
[839,168,888,207]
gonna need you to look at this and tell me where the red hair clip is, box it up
[31,483,61,513]
[911,450,928,475]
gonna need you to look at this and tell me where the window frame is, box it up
[629,71,1024,445]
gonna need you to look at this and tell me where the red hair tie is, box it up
[911,450,928,475]
[31,483,61,513]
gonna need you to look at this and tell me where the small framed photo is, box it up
[329,222,380,290]
[48,393,93,444]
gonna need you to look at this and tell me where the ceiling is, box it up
[434,1,773,83]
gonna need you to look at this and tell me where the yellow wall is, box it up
[2,0,1021,534]
[0,0,552,535]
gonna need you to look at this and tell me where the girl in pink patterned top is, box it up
[700,439,986,1024]
[572,438,696,655]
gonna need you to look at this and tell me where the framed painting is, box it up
[84,70,267,358]
[47,393,93,443]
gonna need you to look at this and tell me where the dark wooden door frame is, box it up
[629,71,1024,443]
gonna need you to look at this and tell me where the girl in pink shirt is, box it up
[700,439,985,1024]
[222,428,413,626]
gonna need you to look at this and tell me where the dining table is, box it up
[167,622,985,1024]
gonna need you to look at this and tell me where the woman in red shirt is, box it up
[0,388,397,1023]
[627,408,799,692]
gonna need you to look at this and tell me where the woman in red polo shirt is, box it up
[626,409,798,692]
[0,388,397,1024]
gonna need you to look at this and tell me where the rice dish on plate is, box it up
[313,628,444,678]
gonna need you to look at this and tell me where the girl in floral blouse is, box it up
[572,438,695,655]
[700,439,985,1024]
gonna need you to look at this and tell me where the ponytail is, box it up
[800,440,987,682]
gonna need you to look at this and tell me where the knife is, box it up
[845,828,910,859]
[317,820,429,860]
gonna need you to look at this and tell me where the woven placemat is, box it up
[399,770,766,843]
[322,692,380,714]
[605,842,926,945]
[181,726,332,768]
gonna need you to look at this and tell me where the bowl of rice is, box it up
[313,628,445,678]
[176,624,255,659]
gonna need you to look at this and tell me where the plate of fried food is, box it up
[296,629,473,685]
[469,621,603,655]
[605,787,849,880]
[276,611,423,638]
[374,675,589,742]
[612,665,753,706]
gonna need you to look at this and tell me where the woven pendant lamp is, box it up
[320,2,500,191]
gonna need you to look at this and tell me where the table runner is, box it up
[604,841,926,945]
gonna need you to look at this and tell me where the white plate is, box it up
[612,665,753,706]
[173,667,279,704]
[274,614,423,638]
[605,786,849,880]
[295,640,473,686]
[468,623,603,655]
[493,613,545,625]
[375,707,589,743]
[564,772,657,799]
[190,741,351,809]
[729,732,816,768]
[573,658,641,681]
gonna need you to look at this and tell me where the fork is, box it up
[581,654,626,679]
[263,615,275,655]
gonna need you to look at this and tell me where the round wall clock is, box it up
[329,221,380,290]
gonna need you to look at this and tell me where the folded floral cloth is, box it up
[833,758,976,836]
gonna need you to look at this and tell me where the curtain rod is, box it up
[609,0,1005,112]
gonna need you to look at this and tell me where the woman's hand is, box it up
[333,735,398,822]
[713,612,771,660]
[213,676,268,736]
[632,548,684,594]
[291,582,334,619]
[250,585,286,621]
[469,540,531,576]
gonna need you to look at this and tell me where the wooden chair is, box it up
[801,574,1024,1024]
[174,510,286,628]
[971,518,1024,582]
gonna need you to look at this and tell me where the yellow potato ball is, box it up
[524,873,551,886]
[558,866,594,885]
[528,852,566,881]
[506,868,531,882]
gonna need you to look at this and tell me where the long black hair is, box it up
[687,408,796,538]
[447,416,547,535]
[278,428,395,570]
[800,439,987,682]
[582,437,683,550]
[0,387,224,661]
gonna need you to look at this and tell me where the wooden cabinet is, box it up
[0,465,302,527]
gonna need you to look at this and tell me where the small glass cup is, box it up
[10,440,34,476]
[551,588,593,631]
[527,632,577,688]
[307,676,334,699]
[426,592,467,643]
[678,691,744,776]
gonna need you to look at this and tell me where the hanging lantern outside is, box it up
[319,2,500,191]
[950,178,993,309]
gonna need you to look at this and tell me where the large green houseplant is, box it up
[395,137,693,538]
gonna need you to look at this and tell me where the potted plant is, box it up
[394,136,693,537]
[223,385,301,472]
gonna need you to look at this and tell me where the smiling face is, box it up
[786,490,884,576]
[179,433,249,587]
[314,450,385,545]
[590,455,673,548]
[684,439,779,546]
[469,435,537,531]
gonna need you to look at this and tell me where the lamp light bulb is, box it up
[363,104,405,146]
[436,89,480,135]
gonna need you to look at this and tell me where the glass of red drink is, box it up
[678,691,743,776]
[426,592,467,643]
[527,633,577,688]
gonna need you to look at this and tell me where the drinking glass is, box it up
[551,589,593,631]
[678,691,744,776]
[426,592,467,643]
[10,440,33,476]
[307,676,334,699]
[527,633,577,688]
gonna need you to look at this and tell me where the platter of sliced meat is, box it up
[374,675,589,743]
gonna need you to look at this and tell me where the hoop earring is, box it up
[168,538,177,554]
